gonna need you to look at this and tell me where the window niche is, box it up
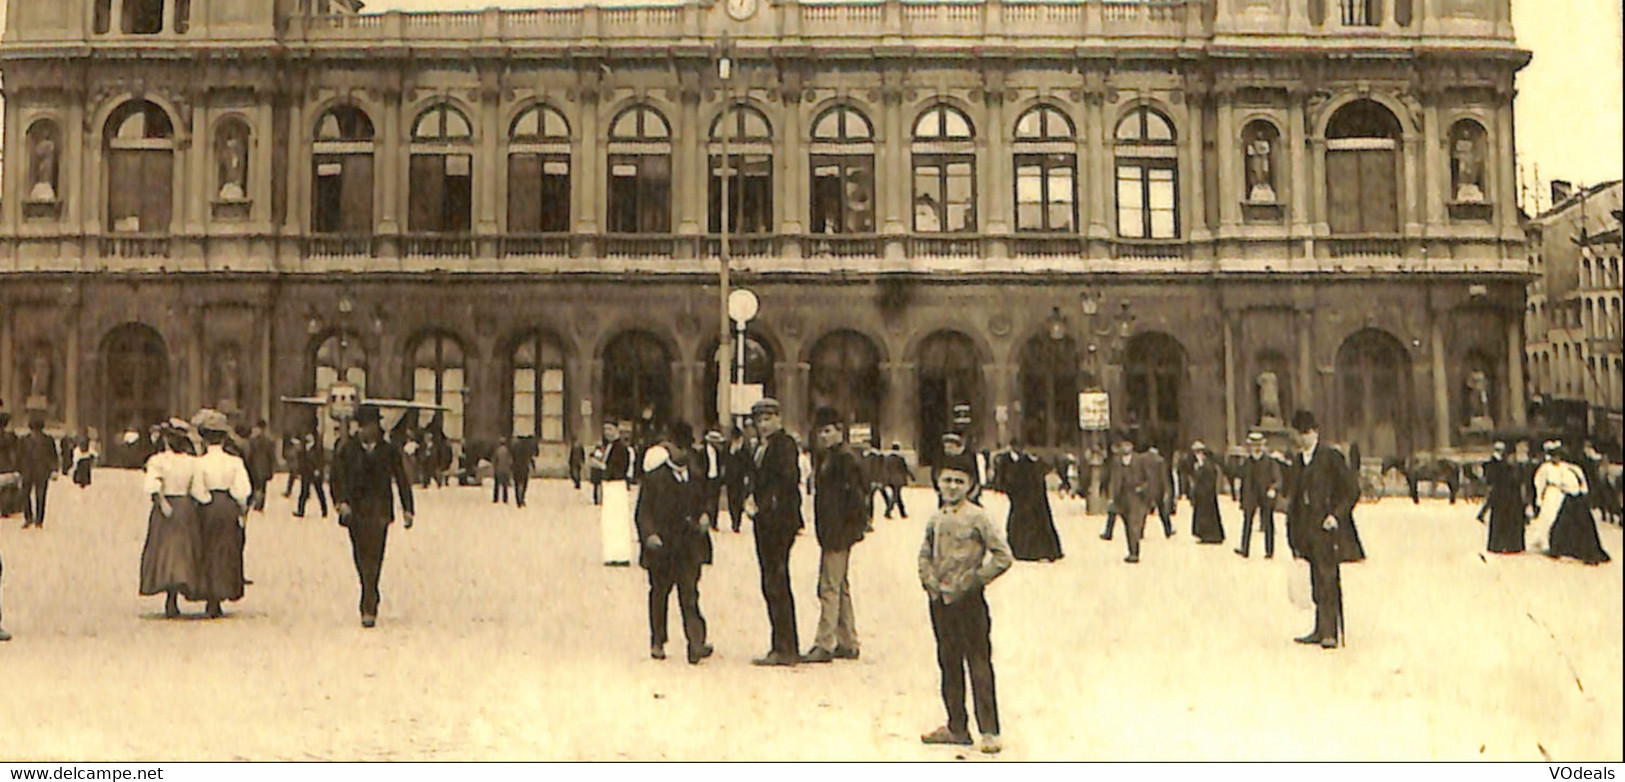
[24,120,62,220]
[1241,119,1284,223]
[212,118,252,220]
[1447,119,1492,222]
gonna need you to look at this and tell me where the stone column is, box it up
[259,301,275,424]
[65,304,81,432]
[1494,101,1520,238]
[1184,97,1210,242]
[984,361,1005,448]
[378,90,403,235]
[779,93,806,238]
[186,103,209,236]
[679,359,701,431]
[284,94,307,235]
[882,360,913,450]
[1296,308,1315,412]
[478,85,501,235]
[676,90,702,236]
[254,101,276,231]
[792,361,812,435]
[1506,315,1526,427]
[1086,94,1110,239]
[1402,132,1422,236]
[576,92,602,237]
[1223,311,1238,448]
[1309,137,1328,236]
[983,86,1012,238]
[1216,95,1241,234]
[881,84,908,239]
[0,303,12,406]
[1430,315,1450,450]
[1289,98,1311,239]
[1422,101,1446,231]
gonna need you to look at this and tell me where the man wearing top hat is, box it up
[1235,431,1282,558]
[746,397,804,666]
[1284,410,1360,649]
[329,405,415,628]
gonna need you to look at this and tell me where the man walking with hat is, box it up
[804,407,868,663]
[1235,431,1282,558]
[747,397,803,666]
[697,428,727,531]
[330,405,415,628]
[1106,435,1155,563]
[1285,410,1360,649]
[18,414,57,529]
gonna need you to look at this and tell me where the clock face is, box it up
[726,0,758,21]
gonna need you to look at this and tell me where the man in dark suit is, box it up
[723,428,753,532]
[245,420,277,512]
[1235,431,1282,558]
[635,420,713,664]
[882,442,913,519]
[1144,446,1175,537]
[296,432,329,518]
[804,407,869,663]
[1106,437,1155,563]
[696,428,726,531]
[747,397,803,666]
[1284,410,1361,649]
[513,435,537,508]
[330,405,415,628]
[568,439,586,491]
[18,415,57,529]
[0,410,21,518]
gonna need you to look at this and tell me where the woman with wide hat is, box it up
[1534,440,1610,564]
[139,418,209,617]
[1187,440,1225,544]
[190,409,252,617]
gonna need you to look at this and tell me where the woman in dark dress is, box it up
[189,410,253,618]
[1188,442,1225,544]
[1003,442,1063,562]
[139,422,208,617]
[1483,441,1527,553]
[1536,441,1610,565]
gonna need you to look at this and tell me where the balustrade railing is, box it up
[1010,234,1086,258]
[402,234,476,258]
[306,234,376,258]
[704,235,780,258]
[1326,236,1405,260]
[99,235,171,259]
[908,235,983,258]
[501,234,574,258]
[1110,239,1186,260]
[603,234,681,258]
[801,234,886,258]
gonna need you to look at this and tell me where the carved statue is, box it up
[1452,136,1485,203]
[218,353,242,411]
[219,134,248,201]
[1245,138,1276,202]
[1256,370,1283,428]
[29,134,58,202]
[27,353,51,403]
[1465,369,1492,426]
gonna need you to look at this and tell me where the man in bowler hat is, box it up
[1285,410,1360,649]
[746,397,804,666]
[330,405,415,628]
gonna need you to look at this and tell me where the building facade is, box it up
[1,0,1531,471]
[1524,180,1623,447]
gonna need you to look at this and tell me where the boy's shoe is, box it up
[650,645,667,660]
[801,647,835,663]
[687,644,714,665]
[833,646,860,660]
[0,627,11,642]
[979,734,1002,754]
[921,726,973,746]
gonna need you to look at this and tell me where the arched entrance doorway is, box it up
[916,330,982,465]
[702,334,776,431]
[1018,332,1080,450]
[102,323,169,436]
[1336,328,1411,459]
[603,331,672,441]
[1124,332,1186,456]
[807,330,883,439]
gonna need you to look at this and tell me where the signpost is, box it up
[1079,391,1111,431]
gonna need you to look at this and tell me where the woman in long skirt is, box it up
[1535,441,1610,565]
[190,410,253,617]
[596,423,636,566]
[1003,444,1063,562]
[1483,442,1527,553]
[1188,442,1225,544]
[71,431,98,488]
[140,422,209,617]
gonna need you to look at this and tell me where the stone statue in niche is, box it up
[1256,370,1283,428]
[1245,137,1276,202]
[1452,134,1485,203]
[219,134,248,201]
[26,353,52,408]
[218,353,242,413]
[29,133,58,202]
[1465,369,1493,428]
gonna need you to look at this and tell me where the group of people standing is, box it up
[1480,438,1612,564]
[138,410,253,619]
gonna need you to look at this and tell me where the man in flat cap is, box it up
[932,433,981,508]
[1235,431,1282,558]
[1284,410,1360,649]
[804,407,868,663]
[329,405,415,628]
[747,397,804,666]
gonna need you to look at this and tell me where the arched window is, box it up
[511,332,566,442]
[507,105,571,234]
[1013,105,1076,233]
[916,331,982,462]
[412,332,467,441]
[1124,332,1186,456]
[708,104,774,234]
[105,100,175,234]
[704,335,777,430]
[25,119,61,203]
[214,118,251,202]
[1325,100,1402,234]
[313,331,367,448]
[312,105,375,234]
[1336,329,1411,457]
[602,331,673,429]
[1242,119,1281,204]
[809,105,876,235]
[1018,327,1080,448]
[1449,119,1488,205]
[912,104,977,233]
[1114,106,1179,239]
[808,331,883,436]
[607,105,672,234]
[410,103,474,235]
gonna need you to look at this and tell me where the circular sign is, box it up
[728,288,760,323]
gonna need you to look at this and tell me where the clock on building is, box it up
[726,0,759,21]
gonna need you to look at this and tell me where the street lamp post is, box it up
[715,35,735,428]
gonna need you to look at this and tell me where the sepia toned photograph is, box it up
[0,0,1619,765]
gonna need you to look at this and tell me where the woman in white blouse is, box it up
[139,420,210,618]
[1533,440,1611,564]
[191,410,253,618]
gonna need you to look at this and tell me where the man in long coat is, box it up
[330,405,415,628]
[1284,410,1361,649]
[1235,431,1282,558]
[1106,437,1156,563]
[18,415,57,529]
[747,397,803,666]
[696,429,726,531]
[636,420,713,664]
[245,420,277,513]
[296,432,329,518]
[1144,446,1175,537]
[804,407,869,663]
[882,442,913,519]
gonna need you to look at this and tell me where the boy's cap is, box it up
[751,398,781,416]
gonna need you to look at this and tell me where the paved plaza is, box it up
[0,471,1618,761]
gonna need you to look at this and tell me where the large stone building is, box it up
[1525,180,1623,447]
[0,0,1531,471]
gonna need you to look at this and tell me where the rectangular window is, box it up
[1341,0,1377,24]
[108,151,172,233]
[313,155,373,234]
[541,367,565,442]
[507,154,571,233]
[913,155,976,233]
[1326,149,1398,234]
[409,154,472,234]
[1116,161,1179,239]
[1015,154,1076,232]
[607,154,671,234]
[512,367,537,438]
[708,154,773,234]
[810,155,876,234]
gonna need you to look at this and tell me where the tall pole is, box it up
[716,38,734,428]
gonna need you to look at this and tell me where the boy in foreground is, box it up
[918,459,1012,754]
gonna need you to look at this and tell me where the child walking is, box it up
[918,458,1012,754]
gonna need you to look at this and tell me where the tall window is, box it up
[507,105,571,233]
[1114,106,1179,239]
[809,105,876,234]
[808,331,883,434]
[412,333,466,441]
[512,332,566,442]
[708,105,774,234]
[606,106,672,234]
[123,0,164,33]
[1341,0,1378,25]
[912,104,977,233]
[1019,331,1080,448]
[1325,100,1401,234]
[602,331,672,428]
[409,103,473,234]
[105,101,174,234]
[312,106,375,234]
[1013,105,1076,233]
